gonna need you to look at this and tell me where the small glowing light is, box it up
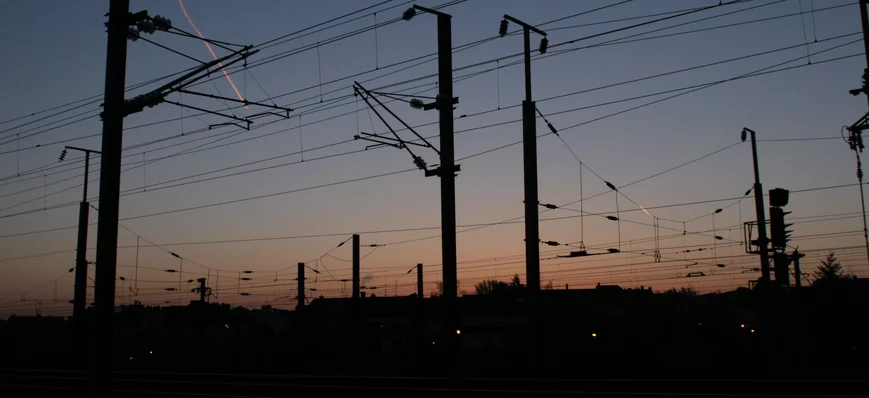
[698,323,702,326]
[456,329,462,335]
[432,341,436,345]
[129,357,133,360]
[591,333,597,338]
[224,324,229,329]
[750,329,755,333]
[149,351,153,355]
[740,324,745,328]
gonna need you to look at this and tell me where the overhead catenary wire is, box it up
[0,0,819,179]
[2,38,857,220]
[1,1,841,191]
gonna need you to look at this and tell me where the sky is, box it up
[0,0,867,316]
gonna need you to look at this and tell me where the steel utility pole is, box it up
[792,250,804,288]
[417,263,424,299]
[402,4,459,368]
[434,8,457,310]
[500,14,547,371]
[860,0,869,112]
[846,0,869,266]
[742,128,771,283]
[417,262,425,370]
[93,0,129,394]
[352,234,360,299]
[60,146,101,319]
[502,14,546,302]
[297,262,305,310]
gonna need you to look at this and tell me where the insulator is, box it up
[499,20,508,37]
[402,8,416,21]
[137,20,156,34]
[127,27,140,41]
[539,37,549,54]
[547,122,557,135]
[152,15,172,31]
[409,98,425,109]
[413,156,427,170]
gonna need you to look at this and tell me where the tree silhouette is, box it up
[473,274,525,295]
[664,287,697,296]
[430,281,443,297]
[510,274,523,288]
[474,279,508,295]
[812,252,855,285]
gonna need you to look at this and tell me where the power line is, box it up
[0,1,834,189]
[0,49,858,228]
[3,35,855,220]
[0,0,420,138]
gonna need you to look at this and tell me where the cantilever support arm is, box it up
[162,99,251,126]
[354,81,440,156]
[353,85,420,162]
[176,88,293,114]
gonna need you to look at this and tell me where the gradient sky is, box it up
[1,0,867,316]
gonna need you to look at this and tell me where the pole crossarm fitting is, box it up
[116,46,257,118]
[404,4,451,20]
[410,96,459,112]
[370,90,436,102]
[503,15,547,36]
[849,111,869,132]
[60,146,101,162]
[424,164,461,178]
[848,111,869,152]
[64,146,102,155]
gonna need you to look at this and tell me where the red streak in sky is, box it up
[178,0,247,108]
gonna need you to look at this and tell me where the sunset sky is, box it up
[0,0,866,316]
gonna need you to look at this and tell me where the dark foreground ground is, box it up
[1,369,867,397]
